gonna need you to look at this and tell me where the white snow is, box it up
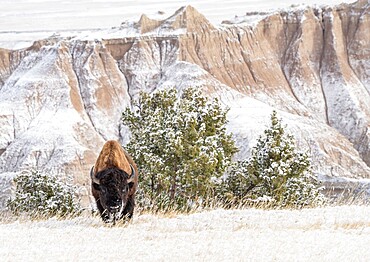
[0,205,369,261]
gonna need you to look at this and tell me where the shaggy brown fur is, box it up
[91,140,139,222]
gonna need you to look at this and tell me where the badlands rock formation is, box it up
[0,1,369,205]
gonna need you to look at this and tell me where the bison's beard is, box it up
[104,202,125,225]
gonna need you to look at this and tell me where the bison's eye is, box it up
[92,183,100,191]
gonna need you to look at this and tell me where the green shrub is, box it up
[7,170,81,218]
[226,111,325,208]
[122,87,238,211]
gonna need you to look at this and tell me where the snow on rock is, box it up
[320,3,370,167]
[119,37,179,99]
[0,172,14,210]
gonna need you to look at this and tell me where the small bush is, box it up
[7,170,81,218]
[226,111,325,208]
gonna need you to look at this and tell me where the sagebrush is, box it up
[7,170,81,217]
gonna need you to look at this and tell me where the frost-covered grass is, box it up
[0,205,369,261]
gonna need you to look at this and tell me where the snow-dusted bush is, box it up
[226,111,325,207]
[122,87,238,210]
[7,170,81,217]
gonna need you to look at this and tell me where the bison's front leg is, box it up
[121,195,135,220]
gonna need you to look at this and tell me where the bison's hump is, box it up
[94,140,131,174]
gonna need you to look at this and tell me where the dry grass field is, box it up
[0,205,369,261]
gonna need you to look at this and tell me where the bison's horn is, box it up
[127,164,135,183]
[90,166,100,185]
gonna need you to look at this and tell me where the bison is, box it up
[90,140,138,224]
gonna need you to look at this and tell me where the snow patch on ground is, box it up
[0,206,369,261]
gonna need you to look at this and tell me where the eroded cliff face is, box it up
[175,3,370,169]
[0,1,369,203]
[0,39,131,190]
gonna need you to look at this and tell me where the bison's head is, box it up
[90,166,135,222]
